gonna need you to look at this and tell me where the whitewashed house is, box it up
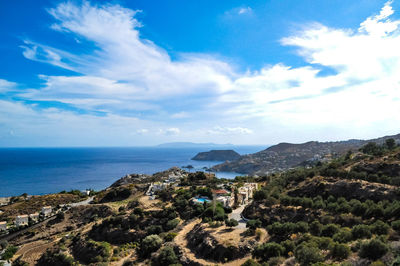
[41,206,52,217]
[15,215,29,226]
[29,212,39,222]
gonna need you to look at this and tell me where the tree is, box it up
[140,235,162,257]
[253,242,285,261]
[247,219,262,230]
[225,219,239,227]
[359,239,389,260]
[330,243,350,260]
[294,243,323,266]
[386,138,396,150]
[154,247,179,266]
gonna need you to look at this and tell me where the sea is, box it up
[0,146,265,197]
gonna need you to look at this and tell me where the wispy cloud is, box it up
[5,0,400,145]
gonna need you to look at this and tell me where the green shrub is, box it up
[392,220,400,231]
[140,235,162,257]
[330,243,350,260]
[247,219,262,230]
[321,224,340,237]
[165,219,180,231]
[351,224,372,239]
[2,245,18,260]
[164,232,178,242]
[153,247,179,266]
[225,219,239,227]
[371,220,390,235]
[359,239,389,260]
[310,220,322,236]
[253,242,285,261]
[333,228,352,243]
[294,242,323,266]
[281,239,295,255]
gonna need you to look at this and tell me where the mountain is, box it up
[191,150,241,161]
[156,142,234,148]
[211,133,400,175]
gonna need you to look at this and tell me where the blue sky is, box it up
[1,0,400,146]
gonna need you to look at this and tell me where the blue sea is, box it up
[0,146,265,197]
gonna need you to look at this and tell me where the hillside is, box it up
[191,149,241,161]
[212,133,400,175]
[3,139,400,265]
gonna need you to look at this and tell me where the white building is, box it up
[0,221,7,231]
[41,206,52,217]
[15,215,29,226]
[30,212,39,222]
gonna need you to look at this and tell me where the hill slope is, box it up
[212,133,400,175]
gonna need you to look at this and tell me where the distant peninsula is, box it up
[191,149,241,161]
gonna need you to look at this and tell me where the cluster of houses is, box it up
[191,183,258,208]
[0,206,53,232]
[146,172,183,197]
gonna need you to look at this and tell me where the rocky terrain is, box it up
[212,133,400,175]
[191,149,241,161]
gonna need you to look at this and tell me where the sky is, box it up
[1,0,400,147]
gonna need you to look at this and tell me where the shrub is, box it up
[310,220,322,236]
[140,235,162,257]
[321,224,340,237]
[333,228,352,243]
[371,220,390,235]
[330,243,350,260]
[253,242,285,261]
[2,245,18,260]
[281,240,295,255]
[294,242,323,266]
[242,259,261,266]
[153,247,179,266]
[392,220,400,231]
[247,219,262,230]
[146,225,163,235]
[164,232,178,242]
[225,219,239,227]
[351,224,372,239]
[359,239,389,260]
[371,261,385,266]
[165,219,180,231]
[37,249,77,266]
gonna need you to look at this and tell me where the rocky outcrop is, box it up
[191,150,241,161]
[212,133,400,175]
[185,224,257,262]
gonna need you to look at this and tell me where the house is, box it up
[41,206,52,217]
[0,221,7,231]
[215,196,234,207]
[213,189,229,196]
[29,212,39,222]
[15,215,29,226]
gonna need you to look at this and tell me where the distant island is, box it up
[191,150,241,161]
[156,142,234,148]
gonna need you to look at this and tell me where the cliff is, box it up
[191,150,241,161]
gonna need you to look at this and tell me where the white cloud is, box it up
[9,0,400,145]
[160,128,180,136]
[238,7,252,15]
[0,79,17,93]
[136,128,148,135]
[207,126,253,135]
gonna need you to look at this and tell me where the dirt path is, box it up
[174,219,251,266]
